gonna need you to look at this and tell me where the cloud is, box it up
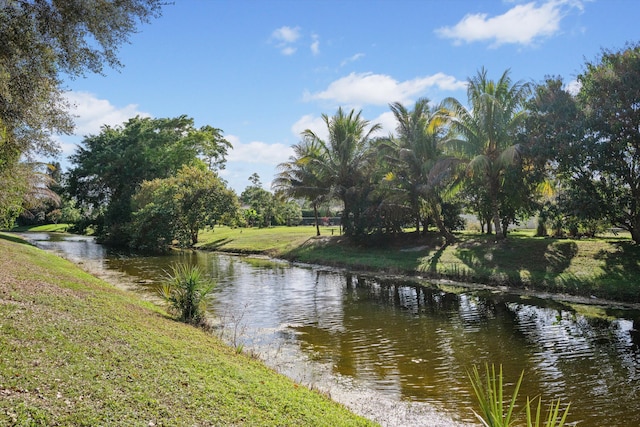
[435,0,583,47]
[304,72,466,106]
[372,111,398,137]
[271,25,302,55]
[310,34,320,55]
[340,53,365,67]
[226,135,294,165]
[65,91,150,136]
[291,114,328,141]
[271,26,301,43]
[564,79,581,95]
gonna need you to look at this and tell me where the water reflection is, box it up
[21,232,640,427]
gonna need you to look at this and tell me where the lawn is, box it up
[196,226,640,304]
[0,233,376,426]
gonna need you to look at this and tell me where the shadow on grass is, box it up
[448,234,579,288]
[594,241,640,302]
[198,237,234,250]
[0,232,35,246]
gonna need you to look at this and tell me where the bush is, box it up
[159,264,215,327]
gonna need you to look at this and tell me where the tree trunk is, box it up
[489,175,504,239]
[430,199,455,244]
[313,202,320,237]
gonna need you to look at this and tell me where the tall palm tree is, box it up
[444,68,531,239]
[272,139,328,236]
[302,107,382,237]
[382,98,457,243]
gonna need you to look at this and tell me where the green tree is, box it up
[131,165,238,252]
[445,68,531,239]
[302,108,382,237]
[67,116,230,245]
[575,44,640,242]
[273,139,329,236]
[240,174,276,228]
[0,0,162,225]
[381,98,457,242]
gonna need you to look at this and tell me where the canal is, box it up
[25,232,640,427]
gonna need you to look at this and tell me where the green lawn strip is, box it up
[0,234,376,427]
[195,227,640,303]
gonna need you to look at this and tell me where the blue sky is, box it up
[57,0,639,194]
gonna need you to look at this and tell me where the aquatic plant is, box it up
[469,364,570,427]
[159,263,215,326]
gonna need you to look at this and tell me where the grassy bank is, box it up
[196,226,640,304]
[0,234,376,426]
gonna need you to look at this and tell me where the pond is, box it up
[23,232,640,427]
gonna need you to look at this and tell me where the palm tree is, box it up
[272,139,328,236]
[444,68,531,239]
[302,107,382,237]
[382,98,457,243]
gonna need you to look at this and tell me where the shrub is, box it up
[159,264,215,327]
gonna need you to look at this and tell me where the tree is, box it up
[67,116,230,245]
[0,0,163,226]
[273,139,329,236]
[302,108,382,237]
[576,44,640,243]
[445,68,531,239]
[131,165,239,252]
[240,174,276,228]
[381,98,457,243]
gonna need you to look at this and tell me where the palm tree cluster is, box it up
[275,68,532,242]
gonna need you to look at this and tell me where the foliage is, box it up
[380,98,458,242]
[301,107,382,237]
[67,116,230,246]
[130,165,238,252]
[240,174,277,228]
[0,0,163,229]
[273,139,330,236]
[159,263,215,326]
[575,43,640,242]
[468,364,570,427]
[445,68,532,239]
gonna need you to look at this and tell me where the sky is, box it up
[56,0,640,195]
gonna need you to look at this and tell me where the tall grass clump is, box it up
[469,364,570,427]
[159,263,215,327]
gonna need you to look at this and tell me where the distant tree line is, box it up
[274,44,640,244]
[2,10,640,251]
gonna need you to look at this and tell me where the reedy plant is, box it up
[469,364,570,427]
[159,263,215,327]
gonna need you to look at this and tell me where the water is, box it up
[22,232,640,426]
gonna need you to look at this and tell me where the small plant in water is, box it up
[468,364,570,427]
[159,263,215,327]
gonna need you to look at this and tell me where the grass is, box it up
[0,233,376,426]
[195,226,640,304]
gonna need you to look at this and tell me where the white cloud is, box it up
[271,26,301,43]
[372,111,398,137]
[310,34,320,55]
[65,91,150,136]
[271,25,302,55]
[340,53,365,67]
[291,114,328,141]
[564,79,581,95]
[304,72,466,106]
[435,0,583,47]
[281,46,297,56]
[226,135,294,165]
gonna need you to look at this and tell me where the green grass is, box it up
[196,226,640,303]
[0,233,376,426]
[9,223,72,232]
